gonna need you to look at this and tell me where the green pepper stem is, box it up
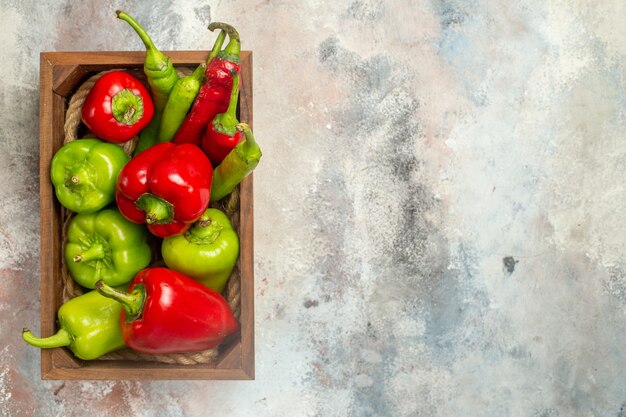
[116,11,158,53]
[95,281,145,321]
[208,22,240,59]
[73,243,105,263]
[236,123,259,156]
[191,63,206,82]
[225,73,240,118]
[116,10,168,72]
[135,193,174,224]
[22,328,72,349]
[212,74,240,134]
[111,89,145,126]
[185,210,223,245]
[68,166,90,187]
[208,30,227,63]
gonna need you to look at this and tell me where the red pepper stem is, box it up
[111,89,145,126]
[95,281,145,321]
[224,73,240,118]
[208,30,227,63]
[208,22,240,60]
[135,193,174,224]
[22,328,71,349]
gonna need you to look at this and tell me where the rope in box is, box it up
[61,69,241,365]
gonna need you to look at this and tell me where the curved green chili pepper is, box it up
[158,63,206,143]
[116,10,179,155]
[211,123,262,201]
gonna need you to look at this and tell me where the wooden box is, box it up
[39,51,254,380]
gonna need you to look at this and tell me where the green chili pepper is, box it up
[65,208,152,289]
[161,208,239,293]
[157,29,227,143]
[116,10,179,155]
[22,288,126,360]
[211,123,262,201]
[157,63,206,143]
[50,139,130,213]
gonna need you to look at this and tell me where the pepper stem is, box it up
[191,63,206,82]
[22,328,72,349]
[208,22,240,61]
[116,11,158,52]
[73,243,105,263]
[111,89,145,126]
[116,10,167,71]
[135,193,174,224]
[95,281,145,321]
[208,30,227,63]
[67,166,90,187]
[236,123,259,155]
[225,73,240,118]
[212,73,240,135]
[185,210,224,245]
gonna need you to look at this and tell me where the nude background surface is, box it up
[1,0,625,416]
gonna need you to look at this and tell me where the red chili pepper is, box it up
[115,142,213,237]
[173,23,241,146]
[81,71,154,143]
[96,268,239,354]
[201,73,243,166]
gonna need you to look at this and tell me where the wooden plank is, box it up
[52,64,89,97]
[239,174,255,379]
[216,343,242,370]
[44,363,252,381]
[238,52,253,129]
[39,53,55,379]
[44,50,251,66]
[238,51,255,379]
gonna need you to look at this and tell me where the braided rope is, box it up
[61,69,241,365]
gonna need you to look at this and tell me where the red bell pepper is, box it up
[82,71,154,143]
[172,23,241,146]
[115,142,213,237]
[95,268,239,354]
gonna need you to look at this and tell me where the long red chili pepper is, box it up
[173,23,241,146]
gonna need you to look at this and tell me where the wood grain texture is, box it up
[39,51,255,380]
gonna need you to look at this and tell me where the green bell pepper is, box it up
[50,138,129,213]
[22,288,126,360]
[161,208,239,293]
[66,208,152,289]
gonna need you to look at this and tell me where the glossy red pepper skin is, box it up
[173,23,241,146]
[202,122,244,166]
[97,268,239,354]
[115,142,213,237]
[173,58,240,146]
[82,71,154,143]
